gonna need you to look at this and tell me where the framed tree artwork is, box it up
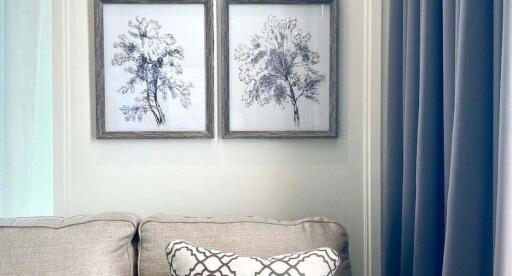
[218,0,338,139]
[95,0,214,139]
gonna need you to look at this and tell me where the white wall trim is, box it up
[363,0,382,275]
[52,0,71,216]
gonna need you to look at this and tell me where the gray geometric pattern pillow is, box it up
[166,240,340,276]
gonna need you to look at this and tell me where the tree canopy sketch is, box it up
[112,17,192,126]
[234,15,326,127]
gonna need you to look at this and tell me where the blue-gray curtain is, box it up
[382,0,502,275]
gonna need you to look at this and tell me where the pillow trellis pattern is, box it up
[166,240,340,276]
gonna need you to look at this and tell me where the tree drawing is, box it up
[112,17,192,126]
[234,15,326,127]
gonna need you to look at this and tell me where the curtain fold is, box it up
[383,0,501,275]
[413,1,445,275]
[0,0,53,217]
[442,0,495,274]
[494,0,512,275]
[400,1,419,275]
[382,0,404,275]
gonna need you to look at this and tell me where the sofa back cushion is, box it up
[138,214,351,276]
[0,212,139,276]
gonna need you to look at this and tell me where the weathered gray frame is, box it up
[218,0,338,139]
[95,0,214,139]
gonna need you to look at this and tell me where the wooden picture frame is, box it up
[218,0,338,139]
[95,0,214,139]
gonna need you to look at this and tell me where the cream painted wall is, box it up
[53,0,375,275]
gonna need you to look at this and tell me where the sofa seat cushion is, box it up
[0,212,140,276]
[166,240,341,276]
[138,214,351,276]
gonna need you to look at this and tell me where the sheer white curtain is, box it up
[0,0,53,217]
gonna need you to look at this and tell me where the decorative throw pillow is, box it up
[166,240,340,276]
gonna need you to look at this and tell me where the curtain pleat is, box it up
[400,1,420,275]
[413,1,445,275]
[442,0,455,206]
[493,0,504,239]
[383,0,499,275]
[443,0,494,274]
[494,0,511,274]
[382,0,404,275]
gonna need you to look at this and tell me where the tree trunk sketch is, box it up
[112,17,193,126]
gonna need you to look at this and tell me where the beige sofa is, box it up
[0,212,351,276]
